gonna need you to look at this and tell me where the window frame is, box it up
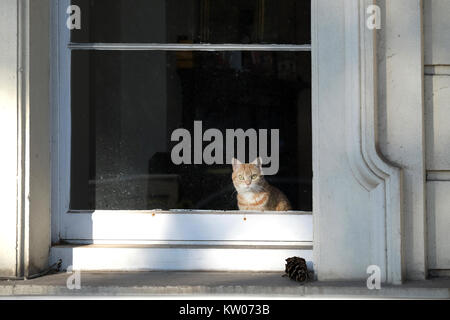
[51,0,314,253]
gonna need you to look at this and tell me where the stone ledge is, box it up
[0,272,449,299]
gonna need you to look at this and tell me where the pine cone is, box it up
[285,256,309,282]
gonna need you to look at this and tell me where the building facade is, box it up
[0,0,449,284]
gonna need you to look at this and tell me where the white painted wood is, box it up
[50,245,313,272]
[65,240,313,247]
[0,0,52,278]
[17,0,30,280]
[61,212,313,244]
[344,0,390,280]
[26,0,52,277]
[50,0,61,244]
[53,0,73,244]
[52,0,315,260]
[377,0,426,280]
[68,43,311,51]
[425,66,450,76]
[311,0,321,281]
[0,0,19,277]
[424,0,450,65]
[313,0,403,284]
[425,75,450,170]
[427,182,450,269]
[314,0,370,282]
[1,0,53,278]
[358,0,404,284]
[424,0,450,276]
[427,171,450,182]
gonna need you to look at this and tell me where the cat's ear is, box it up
[251,157,263,171]
[232,157,242,171]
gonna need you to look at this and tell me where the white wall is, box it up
[0,0,51,278]
[424,0,450,272]
[315,0,374,280]
[377,0,427,280]
[0,0,19,277]
[313,0,403,283]
[27,0,51,276]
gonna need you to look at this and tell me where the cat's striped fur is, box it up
[231,157,292,211]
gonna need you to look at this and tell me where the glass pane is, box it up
[70,50,312,211]
[70,0,311,44]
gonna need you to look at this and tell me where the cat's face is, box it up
[231,158,264,193]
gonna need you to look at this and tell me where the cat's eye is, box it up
[251,174,258,180]
[239,175,244,180]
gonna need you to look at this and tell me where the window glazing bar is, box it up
[68,43,312,51]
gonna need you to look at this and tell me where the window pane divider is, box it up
[68,43,311,51]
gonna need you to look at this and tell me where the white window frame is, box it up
[50,0,314,270]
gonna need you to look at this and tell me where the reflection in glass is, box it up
[70,50,311,211]
[71,0,311,44]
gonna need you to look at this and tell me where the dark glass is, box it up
[70,0,311,44]
[70,50,312,211]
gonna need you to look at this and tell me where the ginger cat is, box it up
[231,157,292,211]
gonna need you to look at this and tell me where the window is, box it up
[53,0,313,262]
[68,0,312,212]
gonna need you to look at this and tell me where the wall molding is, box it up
[16,0,30,279]
[16,0,52,278]
[427,171,450,182]
[344,0,404,284]
[424,65,450,76]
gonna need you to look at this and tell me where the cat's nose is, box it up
[245,180,251,185]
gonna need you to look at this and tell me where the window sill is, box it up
[2,271,449,298]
